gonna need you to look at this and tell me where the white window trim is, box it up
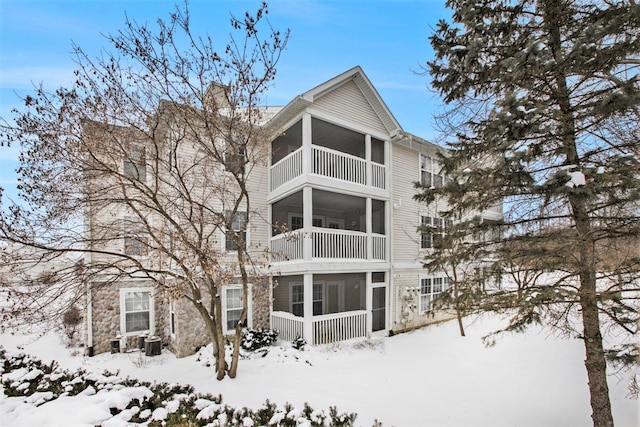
[289,282,304,317]
[169,299,176,337]
[287,213,325,230]
[418,275,449,313]
[119,287,155,337]
[222,284,252,335]
[222,211,250,253]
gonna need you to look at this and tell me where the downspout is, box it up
[84,201,94,356]
[86,281,93,356]
[387,136,395,335]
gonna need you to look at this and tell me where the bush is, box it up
[292,336,307,350]
[62,305,82,343]
[241,328,279,351]
[0,347,362,426]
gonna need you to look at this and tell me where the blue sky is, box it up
[0,0,450,203]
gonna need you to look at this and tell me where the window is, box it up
[419,276,449,313]
[313,283,323,315]
[420,153,444,188]
[124,217,148,256]
[225,141,246,174]
[225,287,244,332]
[124,144,146,182]
[291,284,304,317]
[420,215,451,249]
[289,214,303,231]
[169,300,176,336]
[225,211,247,251]
[287,213,325,231]
[121,288,154,335]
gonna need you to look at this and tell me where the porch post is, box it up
[303,186,313,261]
[302,113,312,175]
[366,197,372,260]
[365,134,371,187]
[365,271,373,334]
[303,273,314,344]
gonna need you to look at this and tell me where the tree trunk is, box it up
[580,282,614,427]
[453,271,465,337]
[213,294,227,380]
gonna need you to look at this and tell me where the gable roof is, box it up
[268,66,403,137]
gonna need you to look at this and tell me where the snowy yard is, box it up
[1,314,637,426]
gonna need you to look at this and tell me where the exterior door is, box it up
[371,286,386,332]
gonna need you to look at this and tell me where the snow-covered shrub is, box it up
[292,336,307,350]
[241,328,279,351]
[0,347,363,427]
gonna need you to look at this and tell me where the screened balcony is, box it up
[271,273,371,344]
[270,189,387,263]
[270,117,386,192]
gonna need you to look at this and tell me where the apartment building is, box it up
[84,66,501,357]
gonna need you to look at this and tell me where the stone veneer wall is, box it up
[89,277,273,358]
[168,298,209,358]
[88,280,169,355]
[251,277,271,330]
[168,278,272,358]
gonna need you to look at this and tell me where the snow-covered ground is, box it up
[1,314,638,427]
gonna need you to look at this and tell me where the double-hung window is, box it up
[225,287,243,332]
[291,284,304,317]
[225,140,246,174]
[121,288,154,335]
[419,276,449,313]
[124,144,147,182]
[124,217,148,256]
[420,153,445,189]
[225,210,247,251]
[420,216,452,249]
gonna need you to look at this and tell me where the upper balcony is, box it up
[269,116,387,199]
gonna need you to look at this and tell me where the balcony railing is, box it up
[270,148,303,191]
[270,311,304,342]
[270,310,368,345]
[270,145,386,192]
[313,310,367,345]
[269,229,386,262]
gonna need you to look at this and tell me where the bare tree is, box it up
[0,1,288,380]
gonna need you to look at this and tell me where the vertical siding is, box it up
[313,80,387,135]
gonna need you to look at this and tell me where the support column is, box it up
[365,271,372,335]
[366,197,372,260]
[303,186,313,261]
[365,134,371,187]
[302,113,312,175]
[303,273,313,344]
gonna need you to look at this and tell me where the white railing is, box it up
[313,229,367,259]
[270,148,303,191]
[270,145,387,192]
[372,234,386,260]
[269,231,304,262]
[313,145,367,186]
[371,162,386,189]
[313,310,368,345]
[271,311,304,342]
[270,229,387,262]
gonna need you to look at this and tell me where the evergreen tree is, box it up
[422,1,640,425]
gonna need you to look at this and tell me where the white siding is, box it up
[313,80,387,135]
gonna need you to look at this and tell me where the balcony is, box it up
[270,145,386,192]
[271,310,368,345]
[270,228,386,263]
